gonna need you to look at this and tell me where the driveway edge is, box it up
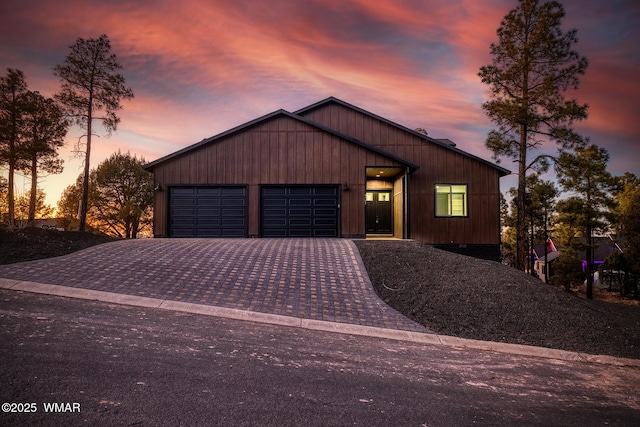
[2,278,638,368]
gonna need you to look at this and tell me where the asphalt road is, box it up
[1,289,639,427]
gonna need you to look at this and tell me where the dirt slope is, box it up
[354,240,640,360]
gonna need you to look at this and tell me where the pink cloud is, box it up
[1,0,638,208]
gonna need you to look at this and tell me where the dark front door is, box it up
[366,191,392,234]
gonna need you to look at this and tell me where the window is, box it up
[435,184,468,217]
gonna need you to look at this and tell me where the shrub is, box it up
[550,248,584,291]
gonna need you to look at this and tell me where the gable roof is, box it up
[577,236,625,262]
[295,97,510,177]
[143,108,420,172]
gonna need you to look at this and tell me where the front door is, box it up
[365,191,392,234]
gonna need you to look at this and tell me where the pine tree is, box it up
[54,34,134,232]
[20,91,68,224]
[556,144,613,299]
[0,68,29,227]
[479,0,588,271]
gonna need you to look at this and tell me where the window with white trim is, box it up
[435,184,468,217]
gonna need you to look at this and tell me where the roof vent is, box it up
[435,138,457,147]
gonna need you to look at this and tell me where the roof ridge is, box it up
[144,107,419,172]
[295,97,510,177]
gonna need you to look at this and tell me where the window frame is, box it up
[434,184,469,218]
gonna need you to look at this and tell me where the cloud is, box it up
[0,0,638,209]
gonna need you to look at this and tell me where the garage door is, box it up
[261,186,339,237]
[170,186,247,237]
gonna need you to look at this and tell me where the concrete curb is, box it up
[2,277,639,368]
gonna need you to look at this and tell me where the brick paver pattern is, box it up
[0,239,428,332]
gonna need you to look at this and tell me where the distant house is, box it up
[533,235,626,283]
[143,97,510,259]
[578,235,625,272]
[533,239,560,283]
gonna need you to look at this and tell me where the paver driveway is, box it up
[0,238,427,332]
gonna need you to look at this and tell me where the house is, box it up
[534,251,562,281]
[533,235,626,284]
[143,97,510,259]
[578,235,625,272]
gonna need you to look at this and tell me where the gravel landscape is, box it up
[355,240,640,360]
[0,226,117,265]
[1,227,638,359]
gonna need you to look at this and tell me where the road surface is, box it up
[1,289,638,426]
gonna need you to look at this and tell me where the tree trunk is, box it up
[132,213,140,239]
[78,103,92,232]
[585,190,594,299]
[529,213,535,275]
[544,209,549,284]
[586,225,593,299]
[28,151,37,225]
[7,90,17,228]
[516,124,528,271]
[7,160,15,228]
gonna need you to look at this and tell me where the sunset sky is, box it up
[1,0,638,209]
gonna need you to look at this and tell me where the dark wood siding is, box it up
[299,103,502,245]
[152,114,403,237]
[151,101,503,246]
